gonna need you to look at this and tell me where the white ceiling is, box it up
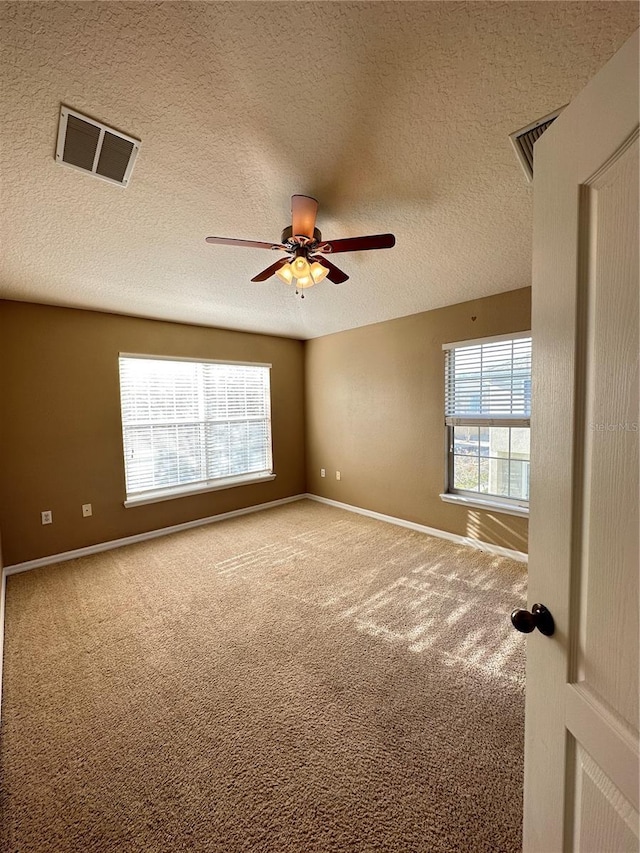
[1,2,637,339]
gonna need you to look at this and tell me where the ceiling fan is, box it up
[205,195,395,293]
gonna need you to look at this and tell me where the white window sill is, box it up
[124,473,276,508]
[439,493,529,518]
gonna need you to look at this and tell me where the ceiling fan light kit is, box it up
[275,264,295,285]
[309,261,330,284]
[205,194,396,296]
[276,257,328,289]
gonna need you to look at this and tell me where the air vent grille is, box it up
[63,115,101,171]
[509,107,565,182]
[56,106,140,187]
[97,132,135,183]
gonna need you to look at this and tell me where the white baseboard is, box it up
[3,493,527,577]
[3,494,307,576]
[305,494,528,563]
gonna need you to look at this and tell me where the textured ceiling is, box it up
[1,2,637,339]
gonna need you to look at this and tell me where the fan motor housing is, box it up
[281,226,322,244]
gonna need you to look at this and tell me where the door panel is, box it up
[578,137,638,729]
[573,746,639,853]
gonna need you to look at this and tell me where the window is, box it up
[442,333,531,514]
[119,355,274,506]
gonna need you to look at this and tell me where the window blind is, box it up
[444,336,532,425]
[119,356,272,498]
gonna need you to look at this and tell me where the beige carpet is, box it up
[0,500,527,853]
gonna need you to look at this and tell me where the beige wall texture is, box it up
[0,290,530,566]
[0,302,306,565]
[304,287,531,554]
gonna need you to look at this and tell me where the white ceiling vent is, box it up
[55,106,140,187]
[509,107,565,182]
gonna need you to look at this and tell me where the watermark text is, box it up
[589,422,638,432]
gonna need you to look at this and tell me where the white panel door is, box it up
[524,29,639,853]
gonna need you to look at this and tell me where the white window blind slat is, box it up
[445,337,532,419]
[119,357,272,498]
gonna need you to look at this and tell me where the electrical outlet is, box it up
[41,510,52,525]
[336,470,341,481]
[82,503,92,517]
[320,468,326,477]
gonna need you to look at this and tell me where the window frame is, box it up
[440,332,531,516]
[118,353,275,507]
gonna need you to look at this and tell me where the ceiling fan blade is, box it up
[320,233,396,254]
[314,256,349,284]
[205,236,285,250]
[250,258,289,282]
[291,195,318,239]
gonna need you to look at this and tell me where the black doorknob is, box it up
[510,603,555,636]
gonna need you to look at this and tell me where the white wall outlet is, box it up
[320,468,326,477]
[336,470,341,480]
[41,510,52,525]
[82,503,92,517]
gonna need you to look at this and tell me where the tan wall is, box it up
[0,291,530,565]
[0,302,306,565]
[305,288,531,553]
